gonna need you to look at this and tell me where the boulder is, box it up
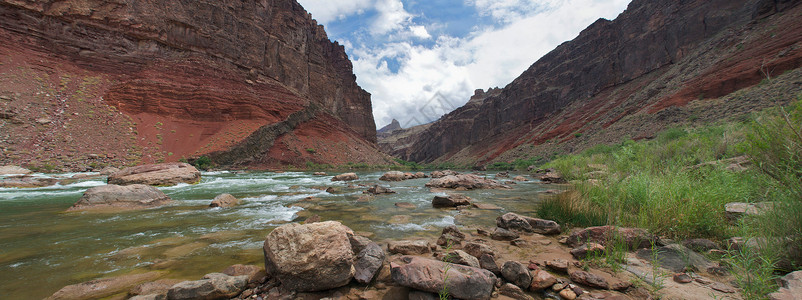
[0,165,32,175]
[432,194,471,208]
[425,174,509,190]
[566,226,655,249]
[464,241,495,258]
[430,170,459,178]
[209,194,239,208]
[569,270,609,290]
[500,283,534,300]
[682,239,720,252]
[354,242,385,284]
[391,256,496,300]
[534,169,566,184]
[769,270,802,300]
[313,172,327,176]
[108,163,201,186]
[67,184,172,212]
[221,264,264,284]
[129,279,183,297]
[0,176,58,188]
[447,250,480,268]
[365,185,396,195]
[414,172,428,178]
[725,202,772,222]
[348,234,373,254]
[45,271,164,300]
[636,244,713,273]
[479,254,501,275]
[570,243,606,259]
[496,213,561,235]
[512,176,529,181]
[673,273,692,284]
[331,173,359,181]
[388,240,432,255]
[380,171,406,181]
[263,221,355,292]
[403,172,417,179]
[502,261,532,289]
[529,269,558,291]
[437,225,466,246]
[559,288,577,300]
[166,273,248,300]
[546,259,569,273]
[495,172,510,178]
[490,227,520,241]
[98,167,121,176]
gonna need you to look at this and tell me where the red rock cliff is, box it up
[0,0,388,169]
[392,0,802,164]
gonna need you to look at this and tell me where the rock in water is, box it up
[263,221,356,291]
[167,273,248,300]
[108,163,200,186]
[45,271,164,300]
[432,194,472,208]
[391,256,496,300]
[67,184,172,212]
[0,176,59,188]
[379,171,406,181]
[365,185,395,195]
[332,173,359,181]
[425,174,509,190]
[209,194,239,208]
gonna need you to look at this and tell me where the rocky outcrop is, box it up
[376,119,402,139]
[391,256,496,300]
[387,0,802,165]
[108,163,200,186]
[262,221,355,292]
[425,174,509,190]
[0,0,384,169]
[67,184,172,212]
[496,213,562,235]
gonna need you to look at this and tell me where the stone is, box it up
[673,273,692,284]
[491,227,520,241]
[501,261,532,289]
[529,269,558,291]
[500,283,534,300]
[479,253,501,275]
[388,240,432,255]
[222,264,264,284]
[535,169,566,184]
[570,243,606,259]
[313,172,327,176]
[354,242,385,284]
[414,172,428,178]
[559,288,577,300]
[567,226,655,249]
[725,202,772,222]
[391,256,495,300]
[394,202,416,209]
[331,173,359,181]
[769,270,802,300]
[430,170,459,178]
[365,185,395,195]
[0,165,31,175]
[569,270,609,290]
[636,244,713,273]
[0,176,59,188]
[263,221,355,292]
[709,282,736,293]
[512,176,529,181]
[108,163,200,186]
[166,273,248,300]
[436,225,466,246]
[209,194,239,208]
[349,234,373,255]
[130,279,183,297]
[45,271,164,300]
[682,239,720,252]
[379,171,406,181]
[447,250,480,268]
[432,194,472,208]
[546,259,569,273]
[496,213,561,235]
[464,241,495,259]
[67,184,172,212]
[425,174,509,190]
[98,167,121,176]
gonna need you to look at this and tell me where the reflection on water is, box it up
[0,171,553,299]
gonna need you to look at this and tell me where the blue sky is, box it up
[297,0,631,128]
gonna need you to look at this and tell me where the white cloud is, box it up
[296,0,373,24]
[409,25,431,39]
[351,0,630,127]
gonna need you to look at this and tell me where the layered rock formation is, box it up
[0,0,388,170]
[387,0,802,164]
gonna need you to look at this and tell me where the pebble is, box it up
[559,288,577,300]
[673,273,692,284]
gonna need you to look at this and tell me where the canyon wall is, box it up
[390,0,802,165]
[0,0,388,170]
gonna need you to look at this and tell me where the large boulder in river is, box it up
[263,221,356,292]
[391,256,496,300]
[331,172,358,181]
[496,212,561,235]
[0,165,32,175]
[432,194,471,208]
[425,174,509,190]
[108,163,200,186]
[380,171,406,181]
[209,194,239,208]
[430,170,459,178]
[67,184,172,212]
[0,175,58,188]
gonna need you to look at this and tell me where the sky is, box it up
[296,0,631,128]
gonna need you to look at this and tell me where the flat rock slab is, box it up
[46,271,164,300]
[636,244,713,273]
[108,163,200,186]
[425,174,510,190]
[67,184,173,212]
[391,256,496,300]
[167,273,248,300]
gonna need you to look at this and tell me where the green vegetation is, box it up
[536,100,802,299]
[485,156,542,171]
[183,156,213,171]
[305,148,316,154]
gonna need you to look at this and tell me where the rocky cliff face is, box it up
[0,0,387,169]
[390,0,802,165]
